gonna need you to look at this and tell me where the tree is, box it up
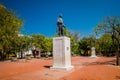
[70,31,80,53]
[43,38,52,52]
[94,16,120,65]
[97,34,114,56]
[78,35,96,56]
[31,34,46,49]
[78,37,90,56]
[0,4,23,60]
[18,35,31,58]
[31,34,52,52]
[30,34,52,57]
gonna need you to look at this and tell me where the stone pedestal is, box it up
[50,36,73,70]
[90,47,97,58]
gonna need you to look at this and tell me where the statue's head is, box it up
[59,14,62,18]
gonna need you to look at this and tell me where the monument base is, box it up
[51,36,74,70]
[50,66,74,71]
[90,55,98,58]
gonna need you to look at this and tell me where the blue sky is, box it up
[0,0,120,38]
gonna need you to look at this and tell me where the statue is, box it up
[57,14,65,36]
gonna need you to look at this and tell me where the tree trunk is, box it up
[116,48,120,66]
[21,49,23,58]
[1,50,5,61]
[0,51,2,60]
[112,34,120,66]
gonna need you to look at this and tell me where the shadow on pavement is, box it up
[83,59,116,66]
[44,65,51,69]
[116,76,120,79]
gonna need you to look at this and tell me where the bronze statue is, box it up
[57,14,65,36]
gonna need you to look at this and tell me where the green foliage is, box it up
[31,34,44,49]
[30,34,52,52]
[0,4,23,60]
[44,38,52,52]
[78,35,96,56]
[96,34,115,56]
[18,35,31,52]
